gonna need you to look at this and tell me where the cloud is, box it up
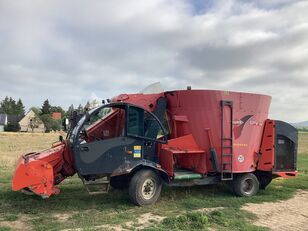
[0,0,307,122]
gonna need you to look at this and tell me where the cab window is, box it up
[127,106,165,141]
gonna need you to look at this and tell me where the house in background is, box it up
[85,99,101,110]
[51,112,62,120]
[0,114,7,132]
[19,110,45,132]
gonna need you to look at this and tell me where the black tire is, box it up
[129,169,162,206]
[232,173,259,197]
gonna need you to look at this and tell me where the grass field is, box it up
[0,132,307,231]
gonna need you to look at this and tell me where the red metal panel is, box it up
[165,90,271,173]
[112,93,164,113]
[12,141,75,197]
[110,90,271,174]
[161,134,207,175]
[258,119,275,171]
[158,149,174,176]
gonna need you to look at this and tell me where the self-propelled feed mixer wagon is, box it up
[12,88,297,205]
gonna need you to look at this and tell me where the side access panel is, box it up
[274,120,297,172]
[258,120,297,173]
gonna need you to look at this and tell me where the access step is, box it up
[174,170,203,180]
[82,177,110,195]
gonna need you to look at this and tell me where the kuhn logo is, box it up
[233,120,244,125]
[233,115,253,139]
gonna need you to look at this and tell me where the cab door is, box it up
[74,105,142,175]
[126,105,167,162]
[73,104,166,176]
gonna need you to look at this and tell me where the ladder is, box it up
[220,100,234,181]
[82,177,110,195]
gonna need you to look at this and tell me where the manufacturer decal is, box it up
[133,145,142,158]
[238,155,245,163]
[234,143,248,147]
[233,115,253,139]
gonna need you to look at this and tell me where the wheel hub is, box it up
[142,178,156,200]
[243,178,254,194]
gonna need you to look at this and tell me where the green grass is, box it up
[144,209,267,231]
[0,133,307,230]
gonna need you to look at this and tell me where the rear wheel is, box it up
[232,173,259,197]
[129,169,162,206]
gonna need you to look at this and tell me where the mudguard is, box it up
[111,159,170,183]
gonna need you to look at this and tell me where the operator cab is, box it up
[70,102,167,177]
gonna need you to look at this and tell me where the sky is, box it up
[0,0,307,122]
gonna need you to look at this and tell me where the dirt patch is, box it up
[61,212,165,231]
[54,213,74,223]
[98,213,165,231]
[125,212,165,229]
[242,190,308,231]
[0,216,31,231]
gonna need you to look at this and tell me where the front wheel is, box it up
[129,169,162,206]
[232,173,259,197]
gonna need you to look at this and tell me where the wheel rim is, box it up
[142,178,156,200]
[242,178,254,194]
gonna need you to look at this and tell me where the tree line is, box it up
[0,96,25,116]
[0,97,85,132]
[297,127,308,132]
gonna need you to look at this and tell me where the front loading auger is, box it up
[12,88,298,205]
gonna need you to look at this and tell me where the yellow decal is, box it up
[134,146,141,150]
[133,153,141,158]
[133,145,142,158]
[234,143,248,147]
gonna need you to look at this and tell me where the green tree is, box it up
[0,97,9,114]
[40,114,62,132]
[0,96,14,114]
[41,99,51,115]
[5,122,21,132]
[66,104,75,117]
[40,114,51,132]
[15,99,25,116]
[77,104,84,113]
[30,107,41,116]
[0,96,25,116]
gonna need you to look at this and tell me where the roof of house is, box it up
[7,115,23,123]
[0,114,7,125]
[51,112,62,120]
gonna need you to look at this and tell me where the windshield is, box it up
[139,82,164,94]
[69,103,167,145]
[69,105,126,144]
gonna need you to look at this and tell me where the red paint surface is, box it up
[118,90,272,174]
[12,141,75,198]
[257,119,275,171]
[12,89,297,197]
[163,90,271,173]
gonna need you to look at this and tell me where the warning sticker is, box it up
[133,145,142,158]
